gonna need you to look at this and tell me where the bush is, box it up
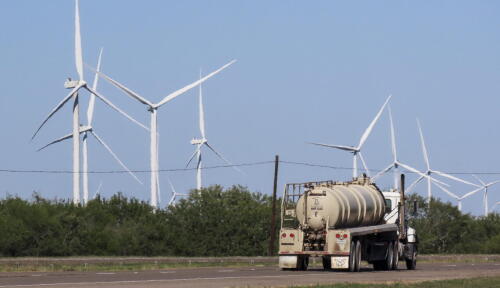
[0,186,280,257]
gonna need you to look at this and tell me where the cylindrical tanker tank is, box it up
[296,179,386,231]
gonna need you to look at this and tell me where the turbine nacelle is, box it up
[190,138,207,145]
[64,78,85,89]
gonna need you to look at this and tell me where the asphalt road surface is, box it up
[1,262,499,288]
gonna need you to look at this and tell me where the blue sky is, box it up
[1,0,500,215]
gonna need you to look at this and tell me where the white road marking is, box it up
[0,273,327,287]
[446,265,457,267]
[495,264,500,266]
[30,275,42,277]
[218,270,235,273]
[96,272,115,275]
[160,271,176,274]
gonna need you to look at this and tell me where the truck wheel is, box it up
[392,241,399,270]
[406,249,417,270]
[349,241,356,272]
[385,241,394,270]
[322,256,331,271]
[303,256,309,271]
[297,256,309,271]
[354,240,362,272]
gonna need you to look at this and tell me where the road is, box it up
[0,262,499,288]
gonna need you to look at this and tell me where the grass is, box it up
[291,276,500,288]
[1,254,499,273]
[0,261,274,273]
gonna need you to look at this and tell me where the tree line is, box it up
[0,186,498,257]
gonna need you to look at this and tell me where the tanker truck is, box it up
[278,174,417,272]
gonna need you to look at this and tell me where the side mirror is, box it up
[385,205,392,214]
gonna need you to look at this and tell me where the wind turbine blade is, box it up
[388,104,397,162]
[168,195,175,206]
[37,133,73,151]
[74,0,84,81]
[372,163,394,181]
[472,174,487,186]
[416,119,431,170]
[167,177,176,206]
[93,181,103,199]
[406,175,424,194]
[307,142,357,152]
[461,187,484,199]
[486,180,500,187]
[31,84,84,140]
[358,152,370,176]
[167,177,177,196]
[86,64,154,107]
[397,162,450,187]
[37,126,92,151]
[199,70,206,139]
[156,60,236,108]
[432,181,460,200]
[358,95,392,149]
[90,131,143,185]
[87,48,103,126]
[205,142,244,174]
[84,86,149,131]
[185,145,201,168]
[433,170,481,188]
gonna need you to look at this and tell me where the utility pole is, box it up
[398,173,406,239]
[269,155,279,256]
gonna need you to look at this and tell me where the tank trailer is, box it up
[278,174,417,271]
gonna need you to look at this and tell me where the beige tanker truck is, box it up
[278,174,418,272]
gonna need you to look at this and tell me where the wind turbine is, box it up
[406,119,480,204]
[185,70,241,191]
[492,201,500,213]
[372,105,445,190]
[31,0,145,204]
[168,178,187,206]
[90,60,236,209]
[37,50,145,205]
[309,95,392,178]
[459,175,500,216]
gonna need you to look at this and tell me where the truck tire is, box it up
[385,241,394,270]
[322,256,331,271]
[297,256,309,271]
[392,241,399,270]
[406,246,417,270]
[354,240,362,272]
[349,241,356,272]
[373,241,394,271]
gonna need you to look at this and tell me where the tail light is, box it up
[290,233,295,238]
[281,233,287,238]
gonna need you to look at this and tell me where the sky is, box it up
[1,0,500,215]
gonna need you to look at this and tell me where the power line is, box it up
[280,161,500,176]
[0,161,274,174]
[1,159,500,175]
